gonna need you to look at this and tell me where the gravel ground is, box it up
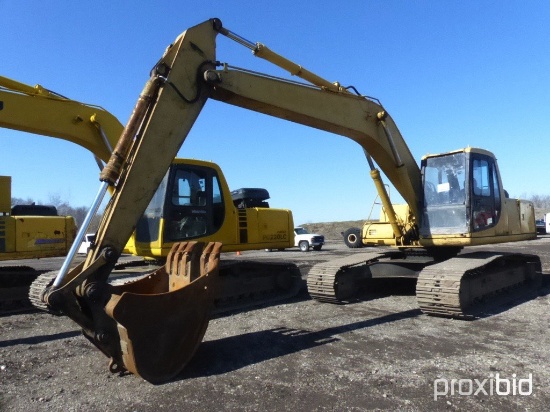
[1,237,549,411]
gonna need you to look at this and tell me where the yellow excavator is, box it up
[30,18,540,383]
[1,175,77,260]
[0,74,295,256]
[0,174,77,311]
[0,75,300,313]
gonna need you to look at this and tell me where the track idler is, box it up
[88,242,221,383]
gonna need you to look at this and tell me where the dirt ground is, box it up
[1,236,549,411]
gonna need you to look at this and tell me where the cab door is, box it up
[470,154,501,231]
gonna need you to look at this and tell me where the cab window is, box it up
[165,166,225,241]
[471,156,501,231]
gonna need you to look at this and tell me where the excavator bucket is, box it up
[101,241,221,383]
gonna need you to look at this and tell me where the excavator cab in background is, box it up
[22,18,541,383]
[127,159,293,257]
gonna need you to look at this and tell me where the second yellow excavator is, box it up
[29,18,541,383]
[0,74,296,255]
[0,75,301,314]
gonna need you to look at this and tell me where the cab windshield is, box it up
[423,152,466,207]
[421,152,468,235]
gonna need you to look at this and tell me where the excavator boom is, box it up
[0,75,120,163]
[206,67,422,219]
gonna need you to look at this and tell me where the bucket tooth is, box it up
[104,241,221,383]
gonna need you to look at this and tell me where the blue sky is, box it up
[2,1,549,225]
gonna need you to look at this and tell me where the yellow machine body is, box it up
[125,159,294,257]
[357,147,536,248]
[361,204,411,246]
[0,176,76,260]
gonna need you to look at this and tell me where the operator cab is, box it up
[134,161,225,243]
[420,148,503,237]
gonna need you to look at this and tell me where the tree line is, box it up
[527,194,550,212]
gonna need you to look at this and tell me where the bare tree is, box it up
[529,194,550,210]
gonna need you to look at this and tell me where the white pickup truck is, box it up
[77,233,96,254]
[294,227,325,252]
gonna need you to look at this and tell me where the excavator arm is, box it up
[39,19,220,383]
[39,18,425,383]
